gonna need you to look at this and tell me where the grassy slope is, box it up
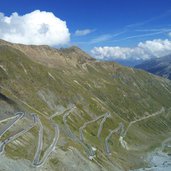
[0,44,171,170]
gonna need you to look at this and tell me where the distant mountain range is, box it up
[135,54,171,80]
[104,58,144,67]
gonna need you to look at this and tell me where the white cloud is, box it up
[0,10,70,46]
[91,39,171,60]
[75,29,94,36]
[169,32,171,37]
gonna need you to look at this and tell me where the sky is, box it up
[0,0,171,64]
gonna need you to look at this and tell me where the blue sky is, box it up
[0,0,171,63]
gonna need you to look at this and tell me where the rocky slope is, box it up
[0,40,171,171]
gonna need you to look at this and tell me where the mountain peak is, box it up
[60,45,94,61]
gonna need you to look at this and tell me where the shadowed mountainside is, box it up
[135,54,171,80]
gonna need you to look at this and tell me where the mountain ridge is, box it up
[0,39,95,68]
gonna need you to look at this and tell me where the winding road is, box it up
[0,112,24,138]
[0,113,37,154]
[0,109,61,167]
[79,113,109,143]
[123,107,165,139]
[104,122,124,155]
[97,112,110,140]
[0,108,126,163]
[33,123,59,167]
[32,115,44,165]
[62,107,96,159]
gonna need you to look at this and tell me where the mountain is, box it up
[135,54,171,80]
[0,40,171,171]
